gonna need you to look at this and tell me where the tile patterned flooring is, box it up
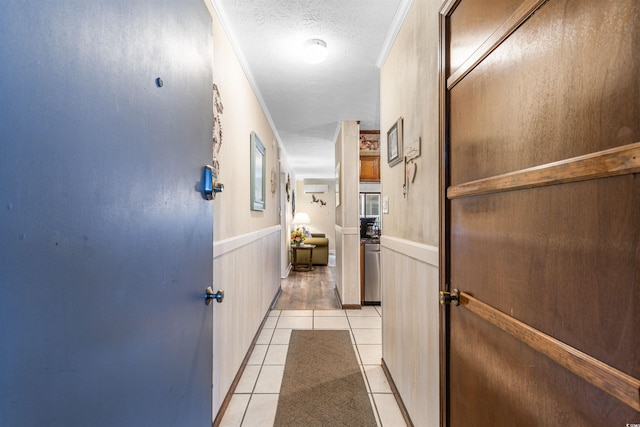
[219,306,407,426]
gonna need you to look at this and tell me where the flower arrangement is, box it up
[290,228,306,245]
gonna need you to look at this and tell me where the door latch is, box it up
[204,165,224,200]
[439,289,460,306]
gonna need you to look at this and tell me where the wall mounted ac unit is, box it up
[303,184,328,194]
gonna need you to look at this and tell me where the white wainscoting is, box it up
[335,224,360,306]
[211,225,281,417]
[380,235,440,426]
[335,225,343,302]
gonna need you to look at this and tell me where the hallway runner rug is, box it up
[273,330,377,426]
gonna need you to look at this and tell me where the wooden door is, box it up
[439,0,640,425]
[0,1,214,425]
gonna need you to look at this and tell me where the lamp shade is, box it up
[292,212,311,226]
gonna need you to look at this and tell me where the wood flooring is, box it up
[274,265,341,310]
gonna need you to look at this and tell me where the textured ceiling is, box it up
[212,0,405,179]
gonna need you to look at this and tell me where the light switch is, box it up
[383,196,389,214]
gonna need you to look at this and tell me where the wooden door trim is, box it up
[446,0,547,89]
[447,141,640,199]
[454,291,640,412]
[438,2,452,426]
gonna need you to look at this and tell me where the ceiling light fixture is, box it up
[302,39,328,64]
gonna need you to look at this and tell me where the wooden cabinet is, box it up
[359,155,380,182]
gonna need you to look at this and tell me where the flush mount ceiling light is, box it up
[302,39,328,64]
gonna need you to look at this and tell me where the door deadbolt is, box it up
[439,289,460,306]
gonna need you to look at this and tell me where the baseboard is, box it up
[213,289,281,427]
[334,287,362,310]
[270,287,282,309]
[334,288,343,307]
[381,358,414,427]
[281,263,292,279]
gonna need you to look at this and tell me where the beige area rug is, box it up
[274,330,377,426]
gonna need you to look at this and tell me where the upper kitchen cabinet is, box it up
[359,130,380,182]
[360,156,380,182]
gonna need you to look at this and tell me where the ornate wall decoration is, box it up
[211,83,224,179]
[311,194,327,206]
[285,174,291,202]
[291,189,296,217]
[270,167,277,196]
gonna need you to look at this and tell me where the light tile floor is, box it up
[220,306,407,426]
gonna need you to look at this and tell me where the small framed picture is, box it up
[387,117,403,167]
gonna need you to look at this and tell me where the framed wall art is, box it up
[359,130,380,154]
[250,131,266,211]
[387,117,403,167]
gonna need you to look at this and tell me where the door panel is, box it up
[450,307,633,425]
[0,1,214,425]
[441,0,640,425]
[451,178,640,373]
[449,0,639,186]
[448,0,523,75]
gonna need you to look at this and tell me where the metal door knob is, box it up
[205,287,224,305]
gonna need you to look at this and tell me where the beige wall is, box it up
[211,9,282,241]
[380,238,439,425]
[212,228,280,418]
[335,121,360,231]
[380,0,443,425]
[381,0,440,247]
[335,121,361,305]
[295,179,336,251]
[206,3,290,419]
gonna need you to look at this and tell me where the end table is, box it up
[291,244,316,271]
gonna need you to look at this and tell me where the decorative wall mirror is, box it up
[250,132,266,211]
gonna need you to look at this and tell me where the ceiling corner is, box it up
[375,0,414,68]
[208,0,284,149]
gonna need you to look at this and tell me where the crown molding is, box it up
[375,0,413,68]
[208,0,288,159]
